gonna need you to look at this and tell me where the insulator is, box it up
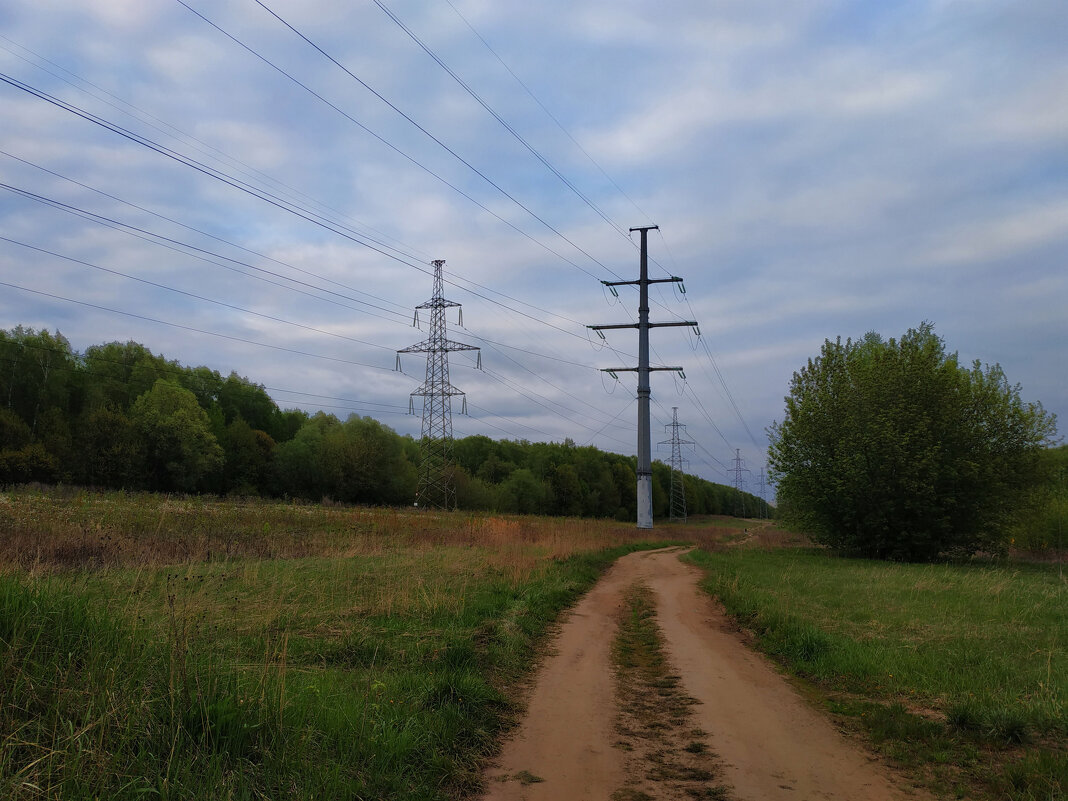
[457,308,463,327]
[408,396,415,415]
[608,370,619,380]
[476,351,482,370]
[412,310,420,328]
[395,354,401,371]
[693,324,701,337]
[678,282,686,294]
[460,396,468,415]
[595,329,606,340]
[609,285,619,297]
[677,369,686,380]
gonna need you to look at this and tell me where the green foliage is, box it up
[768,323,1057,560]
[130,380,224,492]
[686,546,1067,799]
[1012,445,1068,551]
[497,468,551,514]
[0,323,765,520]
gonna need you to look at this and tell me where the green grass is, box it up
[0,489,679,801]
[685,546,1068,800]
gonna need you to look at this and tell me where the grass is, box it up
[685,546,1068,800]
[0,485,724,800]
[611,582,731,801]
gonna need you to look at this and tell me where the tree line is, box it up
[0,326,768,519]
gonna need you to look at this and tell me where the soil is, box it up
[480,547,932,801]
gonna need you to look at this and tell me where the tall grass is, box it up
[1,486,736,799]
[0,486,671,569]
[686,546,1067,800]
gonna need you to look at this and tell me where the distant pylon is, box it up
[396,260,480,510]
[659,407,694,521]
[729,448,751,517]
[757,468,767,518]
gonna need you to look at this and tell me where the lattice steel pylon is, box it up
[659,407,694,521]
[396,260,479,510]
[729,448,751,517]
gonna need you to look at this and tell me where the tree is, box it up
[130,380,224,492]
[220,416,275,495]
[497,468,551,514]
[74,405,144,488]
[768,323,1057,561]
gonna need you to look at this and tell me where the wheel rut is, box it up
[481,547,931,801]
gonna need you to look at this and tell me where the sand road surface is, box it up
[481,547,931,801]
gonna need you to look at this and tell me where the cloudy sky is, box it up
[1,0,1065,495]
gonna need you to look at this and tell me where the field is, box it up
[0,487,734,800]
[686,543,1068,800]
[3,487,1066,800]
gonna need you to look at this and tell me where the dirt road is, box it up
[481,548,930,801]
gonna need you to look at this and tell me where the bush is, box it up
[768,323,1057,561]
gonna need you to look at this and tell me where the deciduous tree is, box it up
[768,323,1057,560]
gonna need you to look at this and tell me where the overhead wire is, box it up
[0,79,610,345]
[250,0,617,282]
[0,149,413,317]
[443,0,655,229]
[174,0,616,285]
[1,180,413,326]
[371,0,633,247]
[3,33,624,335]
[2,12,757,469]
[0,280,396,372]
[0,235,399,354]
[0,33,426,262]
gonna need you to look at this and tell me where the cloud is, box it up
[1,0,1065,481]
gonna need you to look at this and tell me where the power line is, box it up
[1,67,647,353]
[0,162,612,353]
[0,235,398,354]
[371,0,632,247]
[0,280,394,373]
[0,33,425,261]
[0,149,413,318]
[0,71,435,271]
[174,0,615,284]
[443,0,655,230]
[250,0,618,282]
[1,181,412,326]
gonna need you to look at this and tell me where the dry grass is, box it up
[0,487,652,571]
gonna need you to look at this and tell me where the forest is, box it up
[0,325,768,519]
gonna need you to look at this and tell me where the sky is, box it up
[1,0,1065,498]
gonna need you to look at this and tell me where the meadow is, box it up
[4,486,1066,800]
[686,543,1068,800]
[0,486,733,800]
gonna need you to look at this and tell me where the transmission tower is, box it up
[659,407,694,521]
[589,225,697,530]
[729,448,751,517]
[397,259,480,510]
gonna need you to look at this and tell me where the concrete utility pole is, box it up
[397,259,480,510]
[659,406,694,521]
[590,226,697,529]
